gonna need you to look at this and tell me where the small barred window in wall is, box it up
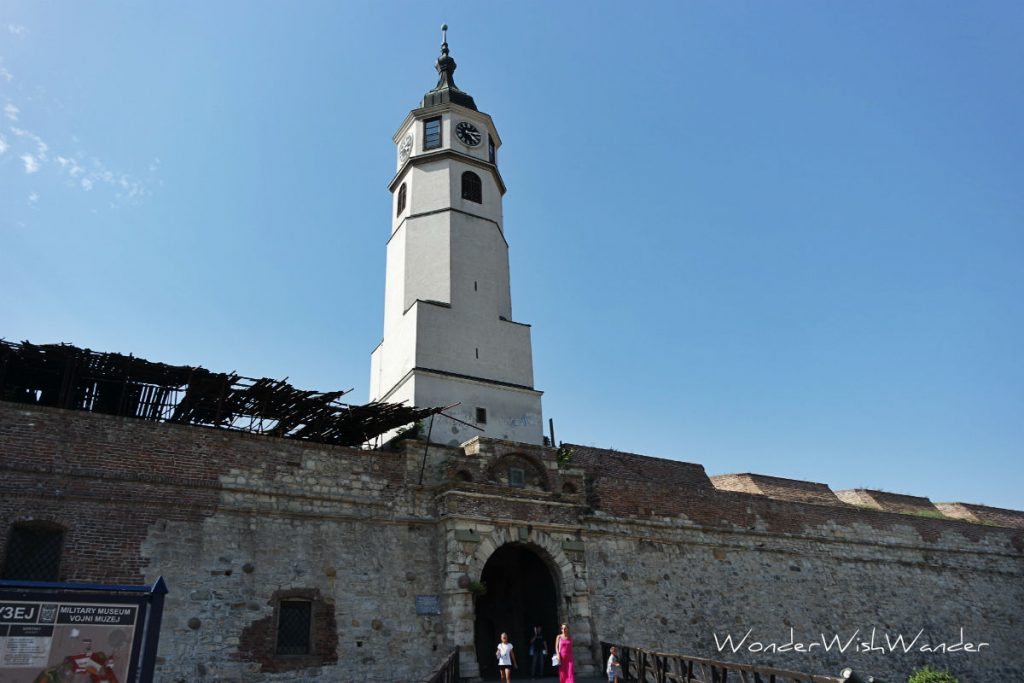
[2,523,64,581]
[423,117,442,150]
[462,171,482,203]
[509,467,525,487]
[397,183,407,216]
[476,407,487,424]
[276,600,312,655]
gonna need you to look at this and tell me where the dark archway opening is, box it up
[474,543,559,680]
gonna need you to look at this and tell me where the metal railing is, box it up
[601,642,879,683]
[419,648,460,683]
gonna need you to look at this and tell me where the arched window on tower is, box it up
[396,183,407,216]
[461,171,482,204]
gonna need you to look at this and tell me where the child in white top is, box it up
[607,646,622,682]
[496,632,518,683]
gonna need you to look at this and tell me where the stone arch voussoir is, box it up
[466,528,572,594]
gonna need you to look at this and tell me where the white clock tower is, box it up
[369,29,544,446]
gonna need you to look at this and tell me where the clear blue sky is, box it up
[2,2,1021,510]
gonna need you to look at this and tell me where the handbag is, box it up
[551,654,560,666]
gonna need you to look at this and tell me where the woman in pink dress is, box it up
[554,623,575,683]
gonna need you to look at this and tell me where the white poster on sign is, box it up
[0,600,136,683]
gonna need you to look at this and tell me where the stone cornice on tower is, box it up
[388,148,507,196]
[387,208,508,249]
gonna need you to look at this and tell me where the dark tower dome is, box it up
[422,24,478,111]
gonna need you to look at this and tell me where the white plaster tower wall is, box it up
[370,32,543,445]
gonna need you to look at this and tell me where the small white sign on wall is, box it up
[415,595,441,615]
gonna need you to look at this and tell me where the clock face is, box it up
[399,134,414,162]
[455,121,482,147]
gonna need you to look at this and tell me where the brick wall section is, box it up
[436,482,582,526]
[708,473,762,496]
[4,404,1024,682]
[834,488,881,509]
[937,502,1024,529]
[567,442,1024,549]
[836,488,941,515]
[568,445,713,489]
[867,489,941,515]
[0,402,412,583]
[710,473,843,506]
[235,587,339,673]
[0,402,448,682]
[0,404,219,583]
[433,436,588,503]
[583,517,1024,681]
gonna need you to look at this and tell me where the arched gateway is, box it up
[443,524,597,681]
[474,543,559,679]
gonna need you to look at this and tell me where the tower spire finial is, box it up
[434,23,457,90]
[421,24,478,111]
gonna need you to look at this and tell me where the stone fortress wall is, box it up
[1,401,1022,682]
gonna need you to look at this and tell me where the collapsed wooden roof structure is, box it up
[0,340,441,447]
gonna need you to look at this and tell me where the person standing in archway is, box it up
[528,625,547,678]
[554,623,575,683]
[496,632,518,683]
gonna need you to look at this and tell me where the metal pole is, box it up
[419,414,436,485]
[136,576,167,683]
